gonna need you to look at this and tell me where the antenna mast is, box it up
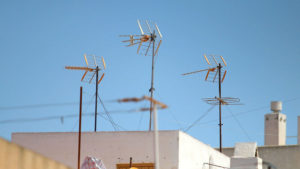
[218,63,222,152]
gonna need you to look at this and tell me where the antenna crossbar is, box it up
[182,68,216,76]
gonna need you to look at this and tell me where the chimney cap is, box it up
[271,101,282,113]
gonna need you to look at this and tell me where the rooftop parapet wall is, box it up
[0,137,72,169]
[12,131,180,169]
[222,145,300,169]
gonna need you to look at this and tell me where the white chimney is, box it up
[264,101,286,145]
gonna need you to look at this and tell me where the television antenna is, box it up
[120,20,163,131]
[118,95,167,169]
[182,54,240,152]
[65,54,106,132]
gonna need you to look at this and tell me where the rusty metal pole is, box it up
[95,67,99,132]
[129,157,132,168]
[218,63,223,152]
[78,86,83,169]
[149,33,156,131]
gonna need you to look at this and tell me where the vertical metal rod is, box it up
[218,63,222,152]
[129,157,132,168]
[78,86,83,169]
[149,34,155,131]
[153,104,160,169]
[95,67,99,132]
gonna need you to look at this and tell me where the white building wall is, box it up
[230,157,262,169]
[222,145,300,169]
[12,131,230,169]
[12,131,179,169]
[178,132,230,169]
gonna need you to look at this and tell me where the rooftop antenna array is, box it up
[182,54,240,152]
[120,20,163,131]
[65,54,106,132]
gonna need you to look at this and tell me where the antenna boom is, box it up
[65,66,94,71]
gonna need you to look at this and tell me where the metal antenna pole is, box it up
[95,67,99,132]
[153,104,160,169]
[129,157,132,168]
[149,33,156,131]
[77,86,83,169]
[218,63,222,152]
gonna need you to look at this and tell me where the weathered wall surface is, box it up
[178,132,230,169]
[12,131,180,169]
[223,145,300,169]
[264,113,286,145]
[230,157,262,169]
[0,137,72,169]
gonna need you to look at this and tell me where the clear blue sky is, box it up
[0,0,299,148]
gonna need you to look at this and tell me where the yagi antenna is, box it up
[182,54,227,83]
[120,20,163,56]
[120,20,163,131]
[65,54,107,132]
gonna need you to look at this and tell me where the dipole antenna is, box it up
[120,20,162,131]
[66,54,106,132]
[182,54,240,152]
